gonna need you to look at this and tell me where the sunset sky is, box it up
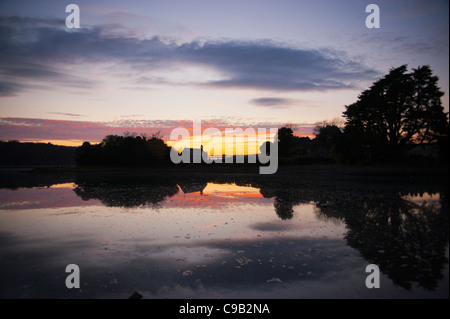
[0,0,448,148]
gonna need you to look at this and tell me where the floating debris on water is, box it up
[266,277,283,283]
[236,257,253,266]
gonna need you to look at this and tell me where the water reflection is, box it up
[73,175,179,208]
[73,174,448,292]
[178,181,207,195]
[0,171,448,297]
[258,185,310,220]
[318,191,448,291]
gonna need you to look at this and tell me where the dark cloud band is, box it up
[0,15,379,96]
[250,97,298,108]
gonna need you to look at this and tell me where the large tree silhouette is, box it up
[343,65,448,161]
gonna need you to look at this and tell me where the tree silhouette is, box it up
[343,65,448,162]
[313,124,342,158]
[259,141,271,156]
[75,133,171,166]
[276,126,294,157]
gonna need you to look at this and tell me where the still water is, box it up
[0,171,448,298]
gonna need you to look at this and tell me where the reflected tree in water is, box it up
[73,175,179,208]
[255,178,448,291]
[316,190,449,291]
[273,197,295,220]
[258,185,303,220]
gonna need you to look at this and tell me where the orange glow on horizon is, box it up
[167,130,276,156]
[16,126,303,153]
[17,139,88,147]
[16,133,312,150]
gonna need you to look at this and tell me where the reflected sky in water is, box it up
[0,173,448,298]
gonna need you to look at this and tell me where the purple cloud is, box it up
[0,16,379,96]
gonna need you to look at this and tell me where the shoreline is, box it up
[0,163,446,182]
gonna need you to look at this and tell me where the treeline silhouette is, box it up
[266,65,449,165]
[0,141,76,166]
[75,132,171,166]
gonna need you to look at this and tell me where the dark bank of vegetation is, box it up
[0,140,76,166]
[265,65,449,166]
[74,132,171,167]
[342,65,448,164]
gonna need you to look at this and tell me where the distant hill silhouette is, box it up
[0,141,76,166]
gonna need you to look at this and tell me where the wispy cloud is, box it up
[0,15,379,96]
[249,97,299,109]
[185,41,378,90]
[47,112,83,117]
